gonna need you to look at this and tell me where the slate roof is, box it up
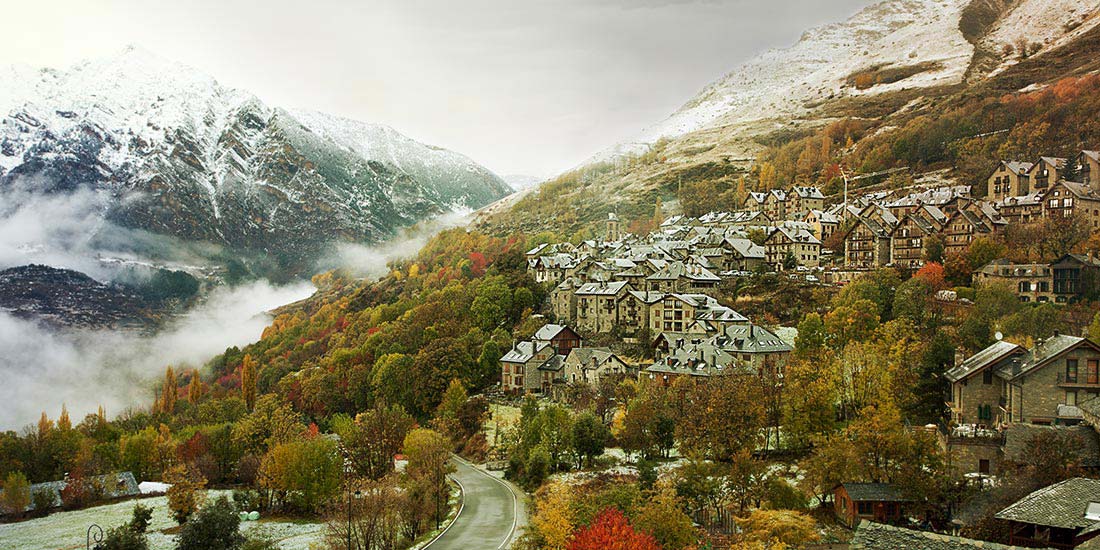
[997,192,1043,208]
[0,472,140,512]
[536,354,565,372]
[1055,180,1100,200]
[1000,160,1034,175]
[840,482,910,502]
[575,281,631,296]
[1081,395,1100,421]
[1002,424,1100,468]
[791,185,825,199]
[767,225,821,245]
[565,347,614,365]
[945,340,1022,382]
[851,522,1039,550]
[994,335,1090,380]
[501,341,551,363]
[646,341,737,377]
[1037,156,1068,170]
[809,209,840,224]
[996,478,1100,530]
[646,262,721,283]
[533,323,571,342]
[716,324,792,354]
[724,238,765,259]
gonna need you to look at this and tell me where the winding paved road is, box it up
[426,457,526,550]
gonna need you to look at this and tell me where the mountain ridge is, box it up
[0,46,512,276]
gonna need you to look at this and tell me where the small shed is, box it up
[834,482,911,528]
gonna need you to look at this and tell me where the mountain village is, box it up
[511,151,1100,548]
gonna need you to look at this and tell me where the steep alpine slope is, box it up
[480,0,1100,236]
[600,0,976,160]
[0,46,511,273]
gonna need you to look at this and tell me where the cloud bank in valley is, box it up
[318,209,474,278]
[0,280,315,430]
[0,180,316,429]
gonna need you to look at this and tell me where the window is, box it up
[979,459,990,474]
[1067,391,1078,406]
[983,369,994,384]
[978,404,993,421]
[1067,359,1079,383]
[857,501,873,515]
[1090,360,1099,385]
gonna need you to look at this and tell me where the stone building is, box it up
[562,348,630,388]
[987,160,1034,201]
[946,335,1100,427]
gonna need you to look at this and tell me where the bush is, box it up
[231,489,263,512]
[1,471,31,516]
[129,503,153,534]
[98,525,149,550]
[177,496,246,550]
[765,478,808,510]
[30,488,55,516]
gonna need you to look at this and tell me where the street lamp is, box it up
[346,485,362,550]
[86,524,103,550]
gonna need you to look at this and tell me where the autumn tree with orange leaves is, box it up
[566,508,662,550]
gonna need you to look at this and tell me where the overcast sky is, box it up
[1,0,872,177]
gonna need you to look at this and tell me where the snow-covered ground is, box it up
[984,0,1100,75]
[592,0,974,162]
[0,490,324,550]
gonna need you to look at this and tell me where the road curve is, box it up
[426,456,525,550]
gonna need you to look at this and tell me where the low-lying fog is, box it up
[0,180,473,430]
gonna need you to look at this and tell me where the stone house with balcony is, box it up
[971,255,1100,304]
[889,204,947,270]
[644,261,720,293]
[842,215,894,268]
[1077,150,1100,186]
[764,226,820,270]
[562,348,630,388]
[574,281,632,334]
[942,207,1001,256]
[788,186,825,216]
[987,160,1034,201]
[996,192,1043,224]
[763,189,788,220]
[500,340,556,394]
[744,191,767,211]
[1026,156,1066,194]
[1042,181,1100,228]
[948,335,1100,428]
[721,237,767,272]
[973,259,1055,303]
[1051,253,1100,303]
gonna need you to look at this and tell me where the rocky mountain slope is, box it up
[481,0,1100,234]
[0,47,511,274]
[0,264,157,329]
[599,0,1100,161]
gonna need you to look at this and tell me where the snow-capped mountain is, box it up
[597,0,1100,160]
[0,46,512,272]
